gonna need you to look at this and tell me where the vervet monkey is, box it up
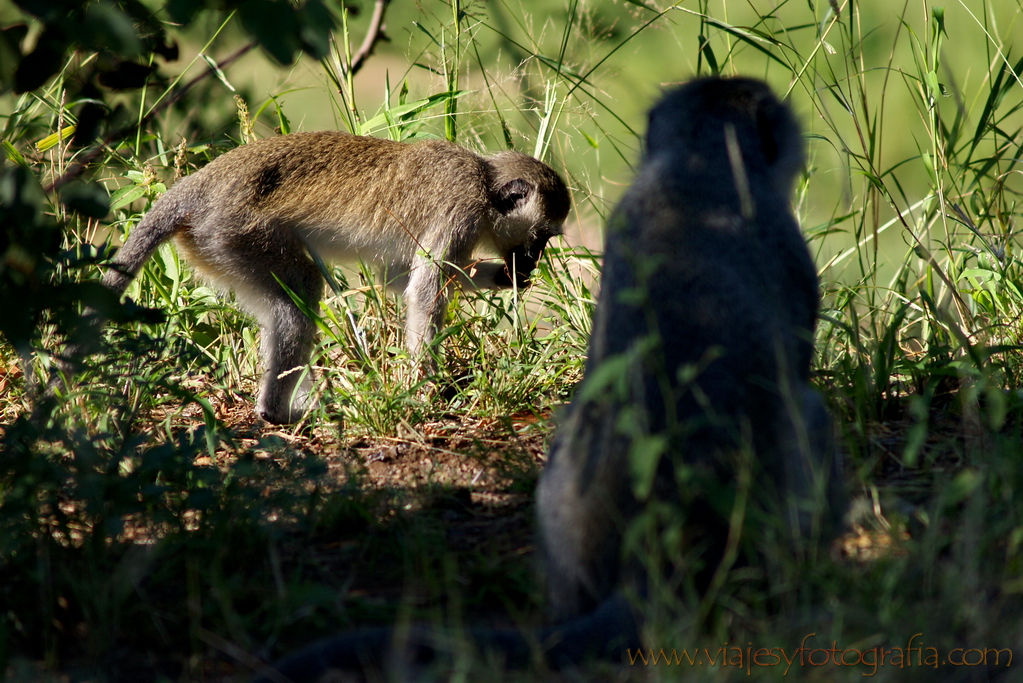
[100,132,570,424]
[246,76,846,682]
[536,76,846,621]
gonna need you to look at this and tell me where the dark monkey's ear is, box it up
[494,178,532,214]
[750,88,804,189]
[756,99,784,165]
[753,91,802,171]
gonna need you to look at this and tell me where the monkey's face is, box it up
[493,230,557,288]
[486,151,570,288]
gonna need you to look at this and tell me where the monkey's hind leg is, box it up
[224,240,324,425]
[767,386,845,548]
[537,407,628,622]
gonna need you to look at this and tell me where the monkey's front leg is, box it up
[456,260,512,290]
[402,258,449,359]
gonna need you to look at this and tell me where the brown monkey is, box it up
[99,132,570,424]
[536,75,846,621]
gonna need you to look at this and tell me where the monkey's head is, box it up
[646,76,804,194]
[485,151,571,288]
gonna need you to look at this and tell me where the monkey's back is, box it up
[592,165,818,422]
[538,78,826,620]
[171,132,495,268]
[593,78,817,442]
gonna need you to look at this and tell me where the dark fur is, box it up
[537,75,846,620]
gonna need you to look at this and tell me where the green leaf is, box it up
[629,434,668,500]
[200,53,236,92]
[108,183,148,211]
[240,0,301,65]
[959,268,999,284]
[621,0,658,11]
[413,22,441,48]
[575,352,632,403]
[2,140,28,167]
[925,70,942,102]
[701,17,789,71]
[359,91,468,134]
[298,0,334,60]
[931,6,947,38]
[153,243,180,284]
[35,125,76,151]
[269,95,291,134]
[0,24,27,91]
[698,34,719,74]
[14,29,63,92]
[944,469,982,508]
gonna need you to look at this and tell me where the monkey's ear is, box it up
[754,95,804,188]
[755,104,783,165]
[494,178,532,214]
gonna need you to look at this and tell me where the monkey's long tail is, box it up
[102,195,190,294]
[48,194,187,385]
[251,594,639,682]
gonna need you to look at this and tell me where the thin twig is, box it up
[348,0,390,76]
[166,42,255,110]
[44,42,255,194]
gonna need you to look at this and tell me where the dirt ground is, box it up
[4,369,983,682]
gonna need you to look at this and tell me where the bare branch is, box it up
[348,0,390,76]
[45,42,255,194]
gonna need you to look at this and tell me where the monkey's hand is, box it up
[495,245,534,288]
[460,260,519,289]
[494,234,554,288]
